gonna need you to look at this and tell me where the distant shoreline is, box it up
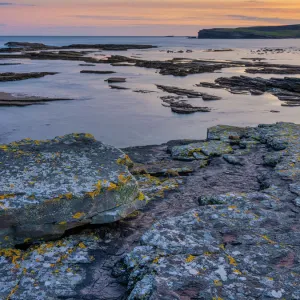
[198,24,300,39]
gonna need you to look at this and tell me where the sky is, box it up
[0,0,299,36]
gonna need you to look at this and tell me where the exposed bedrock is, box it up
[0,91,73,107]
[0,72,58,82]
[123,122,300,300]
[198,75,300,106]
[0,123,300,299]
[0,134,145,248]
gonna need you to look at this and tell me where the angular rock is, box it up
[172,141,233,161]
[263,151,283,167]
[0,134,144,247]
[293,197,300,207]
[171,103,211,114]
[223,154,244,166]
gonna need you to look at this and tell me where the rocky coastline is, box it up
[0,122,299,299]
[0,41,300,299]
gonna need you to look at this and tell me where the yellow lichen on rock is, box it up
[117,154,134,167]
[214,279,223,287]
[108,183,117,191]
[185,255,196,263]
[0,194,16,201]
[227,255,238,266]
[153,257,160,264]
[6,283,19,300]
[78,242,86,249]
[84,133,95,139]
[0,248,22,266]
[65,193,73,200]
[73,212,85,219]
[260,235,276,245]
[138,192,145,201]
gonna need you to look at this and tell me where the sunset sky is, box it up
[0,0,299,35]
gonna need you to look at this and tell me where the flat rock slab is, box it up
[78,64,96,66]
[80,70,116,74]
[105,77,126,83]
[0,92,73,107]
[172,140,233,160]
[156,84,221,100]
[0,72,58,82]
[199,75,300,104]
[0,133,145,247]
[124,192,300,300]
[109,85,130,90]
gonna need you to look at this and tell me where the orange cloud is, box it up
[0,0,299,35]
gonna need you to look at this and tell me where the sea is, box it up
[0,36,300,147]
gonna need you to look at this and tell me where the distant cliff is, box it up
[198,24,300,39]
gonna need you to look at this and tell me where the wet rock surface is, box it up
[245,67,300,74]
[110,85,130,90]
[80,70,116,74]
[157,85,219,114]
[105,77,127,83]
[0,123,299,299]
[199,75,300,105]
[0,92,74,107]
[156,84,221,100]
[0,72,58,82]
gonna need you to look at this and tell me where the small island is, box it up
[198,24,300,39]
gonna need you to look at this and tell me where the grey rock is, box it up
[293,197,300,207]
[0,72,58,82]
[105,77,126,83]
[223,154,244,166]
[199,75,300,102]
[80,70,116,74]
[0,134,144,247]
[263,151,283,167]
[124,122,300,300]
[172,141,233,161]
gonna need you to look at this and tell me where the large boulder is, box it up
[0,134,145,247]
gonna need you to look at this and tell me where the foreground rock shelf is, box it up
[124,122,300,299]
[0,123,299,299]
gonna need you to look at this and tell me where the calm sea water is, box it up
[0,36,300,147]
[2,36,300,50]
